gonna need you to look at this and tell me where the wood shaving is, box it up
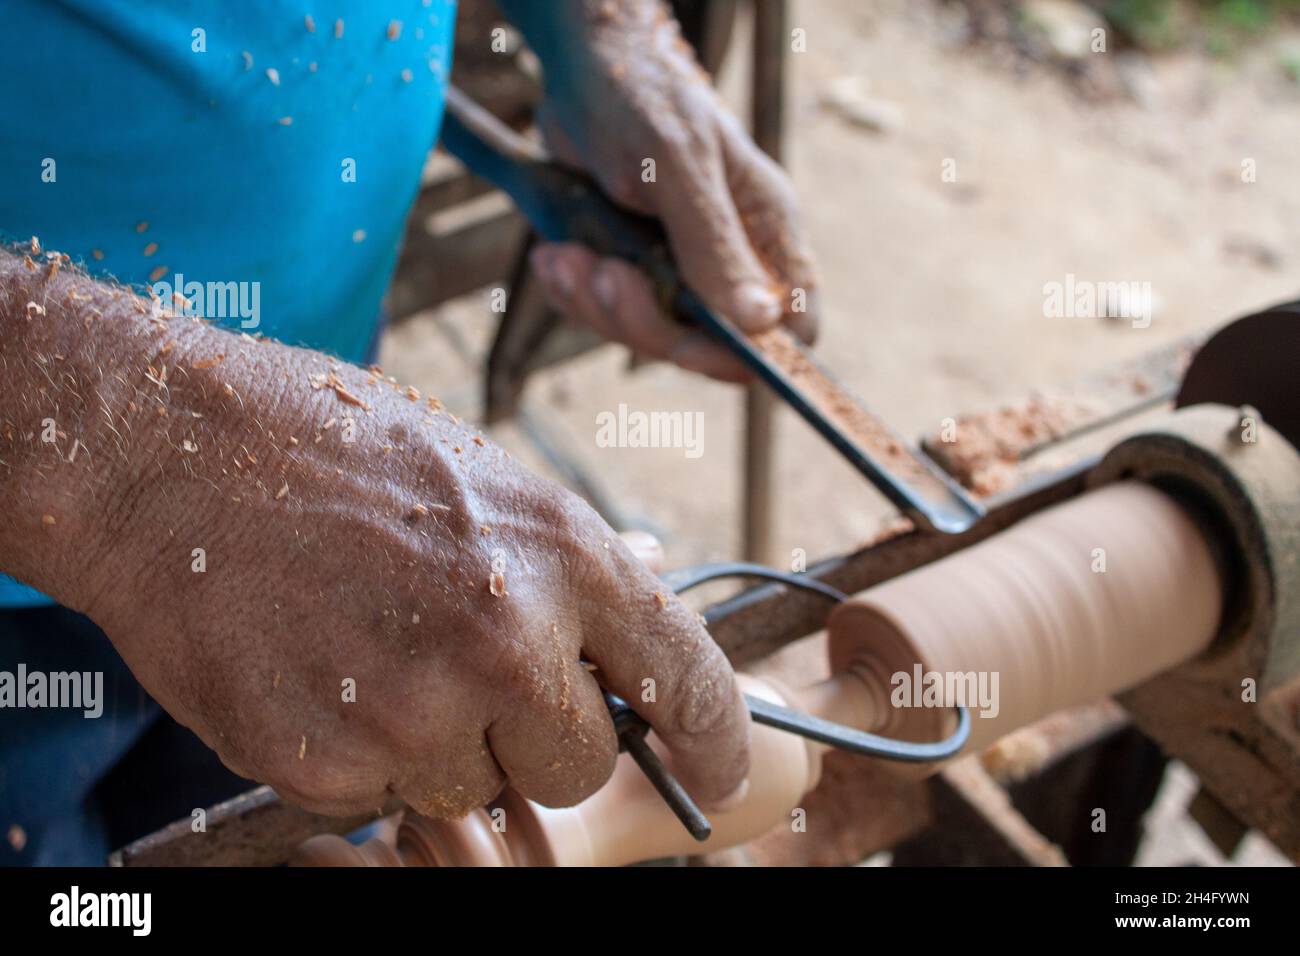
[192,354,225,370]
[41,514,55,527]
[275,482,289,500]
[334,18,344,38]
[298,736,307,760]
[387,19,402,40]
[324,374,369,409]
[304,14,315,32]
[181,439,198,453]
[25,302,44,318]
[489,571,507,597]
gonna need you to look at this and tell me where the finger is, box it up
[587,258,753,383]
[577,542,750,807]
[650,148,783,334]
[390,728,506,820]
[668,331,753,384]
[268,753,391,818]
[722,130,821,344]
[530,243,618,342]
[532,244,751,383]
[618,529,663,572]
[486,659,618,807]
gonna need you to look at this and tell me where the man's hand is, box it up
[0,250,749,817]
[502,0,819,383]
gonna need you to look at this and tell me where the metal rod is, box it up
[622,732,713,843]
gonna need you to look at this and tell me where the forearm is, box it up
[0,246,479,619]
[0,245,191,607]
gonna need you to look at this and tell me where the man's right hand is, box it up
[0,248,750,817]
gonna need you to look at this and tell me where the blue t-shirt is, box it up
[0,0,456,606]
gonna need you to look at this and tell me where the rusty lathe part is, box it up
[1089,404,1300,857]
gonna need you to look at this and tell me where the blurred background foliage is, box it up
[1103,0,1300,53]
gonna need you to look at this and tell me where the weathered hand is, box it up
[1,259,749,818]
[523,0,819,382]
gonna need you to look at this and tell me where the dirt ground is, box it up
[381,0,1297,865]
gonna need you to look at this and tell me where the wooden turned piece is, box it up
[290,833,403,867]
[397,810,513,866]
[289,811,512,867]
[293,480,1225,866]
[826,480,1224,754]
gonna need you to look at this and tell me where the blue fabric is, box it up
[0,0,456,606]
[0,607,158,865]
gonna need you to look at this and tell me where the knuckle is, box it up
[668,662,738,741]
[401,762,501,819]
[517,725,618,809]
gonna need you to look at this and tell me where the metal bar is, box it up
[742,0,787,563]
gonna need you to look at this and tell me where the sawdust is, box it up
[927,394,1099,492]
[749,326,928,481]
